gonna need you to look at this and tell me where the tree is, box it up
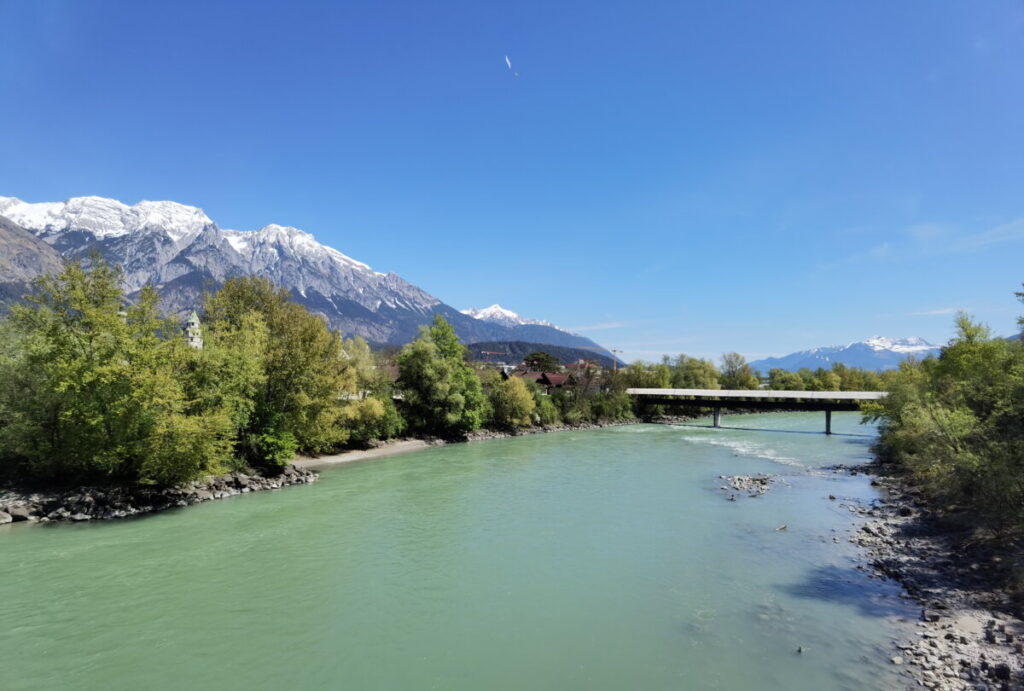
[488,376,537,429]
[672,355,721,389]
[0,259,234,484]
[865,310,1024,531]
[719,352,760,389]
[204,277,352,463]
[767,368,805,391]
[395,315,487,437]
[523,351,561,372]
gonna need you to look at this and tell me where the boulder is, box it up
[0,511,11,525]
[7,505,35,522]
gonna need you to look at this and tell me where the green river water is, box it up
[0,412,917,690]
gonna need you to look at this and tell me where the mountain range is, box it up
[0,195,611,355]
[749,337,941,373]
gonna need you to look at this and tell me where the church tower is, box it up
[184,310,203,350]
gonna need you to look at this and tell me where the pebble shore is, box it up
[847,470,1023,690]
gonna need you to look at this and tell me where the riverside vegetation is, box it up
[862,291,1024,610]
[0,258,945,490]
[2,258,1020,545]
[0,259,639,494]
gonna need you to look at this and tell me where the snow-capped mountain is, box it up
[461,304,556,329]
[750,337,941,373]
[0,195,613,354]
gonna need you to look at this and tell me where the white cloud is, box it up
[567,321,629,332]
[955,219,1024,251]
[909,307,962,317]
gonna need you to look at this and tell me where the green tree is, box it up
[865,311,1024,531]
[204,277,352,464]
[672,355,721,389]
[767,368,805,391]
[719,352,760,389]
[0,259,233,484]
[523,351,561,371]
[395,315,487,437]
[529,383,561,427]
[488,376,537,429]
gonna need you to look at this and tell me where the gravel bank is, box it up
[847,469,1023,690]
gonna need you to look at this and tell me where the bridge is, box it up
[625,388,887,434]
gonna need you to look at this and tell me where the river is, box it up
[0,412,916,690]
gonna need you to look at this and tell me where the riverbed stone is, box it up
[0,511,11,525]
[7,505,34,521]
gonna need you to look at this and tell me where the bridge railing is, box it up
[624,388,887,434]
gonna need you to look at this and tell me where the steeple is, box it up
[184,310,203,350]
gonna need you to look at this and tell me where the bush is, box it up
[340,396,407,445]
[244,430,299,471]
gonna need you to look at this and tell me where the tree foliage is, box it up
[719,352,760,389]
[0,260,235,484]
[864,310,1024,532]
[523,351,561,372]
[488,376,537,429]
[204,277,353,462]
[395,315,487,437]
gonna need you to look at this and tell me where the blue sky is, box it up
[2,0,1023,363]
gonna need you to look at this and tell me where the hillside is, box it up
[750,337,941,373]
[466,341,621,369]
[0,196,614,358]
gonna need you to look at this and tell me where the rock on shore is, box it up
[463,418,643,441]
[0,464,319,524]
[848,472,1024,689]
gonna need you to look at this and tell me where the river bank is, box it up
[0,464,318,525]
[0,419,646,524]
[295,418,645,471]
[847,465,1024,689]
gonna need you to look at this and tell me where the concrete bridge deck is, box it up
[625,388,887,434]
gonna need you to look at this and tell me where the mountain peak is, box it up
[751,336,941,372]
[1,193,609,354]
[0,195,212,243]
[859,336,935,353]
[461,304,556,329]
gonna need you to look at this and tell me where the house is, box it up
[504,370,574,395]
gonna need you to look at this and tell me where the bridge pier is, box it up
[713,407,722,428]
[825,410,832,435]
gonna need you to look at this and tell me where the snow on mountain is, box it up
[750,337,941,373]
[861,336,936,354]
[461,304,557,329]
[0,195,611,354]
[0,196,212,244]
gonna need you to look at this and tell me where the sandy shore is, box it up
[294,439,443,471]
[294,419,645,472]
